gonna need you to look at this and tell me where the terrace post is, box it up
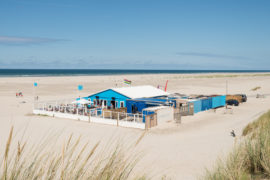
[88,113,90,123]
[117,112,119,126]
[145,115,148,130]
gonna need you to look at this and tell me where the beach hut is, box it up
[85,85,169,109]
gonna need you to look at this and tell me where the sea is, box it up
[0,69,269,77]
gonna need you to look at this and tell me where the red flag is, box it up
[164,80,168,92]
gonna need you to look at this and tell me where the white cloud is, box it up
[176,52,255,61]
[0,36,67,45]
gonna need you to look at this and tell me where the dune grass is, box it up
[251,87,261,91]
[242,111,270,137]
[0,127,147,180]
[202,110,270,180]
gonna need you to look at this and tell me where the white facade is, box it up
[143,106,174,124]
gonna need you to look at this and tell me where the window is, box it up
[115,101,118,108]
[100,100,103,107]
[104,100,107,106]
[120,101,124,108]
[131,104,135,113]
[96,96,99,105]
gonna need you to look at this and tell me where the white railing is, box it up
[33,101,145,129]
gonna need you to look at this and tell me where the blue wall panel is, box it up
[126,101,148,113]
[193,100,202,114]
[126,100,161,113]
[201,98,212,111]
[212,95,226,108]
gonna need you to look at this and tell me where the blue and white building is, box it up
[85,85,169,109]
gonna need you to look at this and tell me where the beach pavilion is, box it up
[84,85,169,109]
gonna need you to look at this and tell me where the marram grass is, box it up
[202,110,270,180]
[0,126,148,180]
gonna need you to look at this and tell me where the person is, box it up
[231,130,236,137]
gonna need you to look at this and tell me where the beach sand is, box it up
[0,73,270,179]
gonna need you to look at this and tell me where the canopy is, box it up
[72,99,92,105]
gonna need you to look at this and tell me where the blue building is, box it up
[126,98,176,114]
[84,85,169,109]
[189,95,226,114]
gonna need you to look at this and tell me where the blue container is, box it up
[211,95,226,108]
[201,98,212,111]
[193,99,202,113]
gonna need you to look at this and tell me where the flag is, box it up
[78,85,83,91]
[124,79,131,85]
[164,80,168,92]
[34,82,38,87]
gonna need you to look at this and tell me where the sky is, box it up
[0,0,269,70]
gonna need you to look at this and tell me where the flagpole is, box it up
[33,83,35,110]
[33,82,37,110]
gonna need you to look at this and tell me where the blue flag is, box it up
[78,85,83,91]
[34,82,38,87]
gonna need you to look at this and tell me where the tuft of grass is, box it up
[242,111,270,136]
[202,110,270,180]
[251,86,261,91]
[0,127,148,180]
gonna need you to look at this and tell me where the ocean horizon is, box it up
[0,69,270,77]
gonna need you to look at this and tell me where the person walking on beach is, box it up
[231,130,236,137]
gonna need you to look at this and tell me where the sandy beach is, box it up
[0,73,270,179]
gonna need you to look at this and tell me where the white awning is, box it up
[72,99,92,105]
[112,85,169,99]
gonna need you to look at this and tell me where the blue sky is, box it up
[0,0,269,69]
